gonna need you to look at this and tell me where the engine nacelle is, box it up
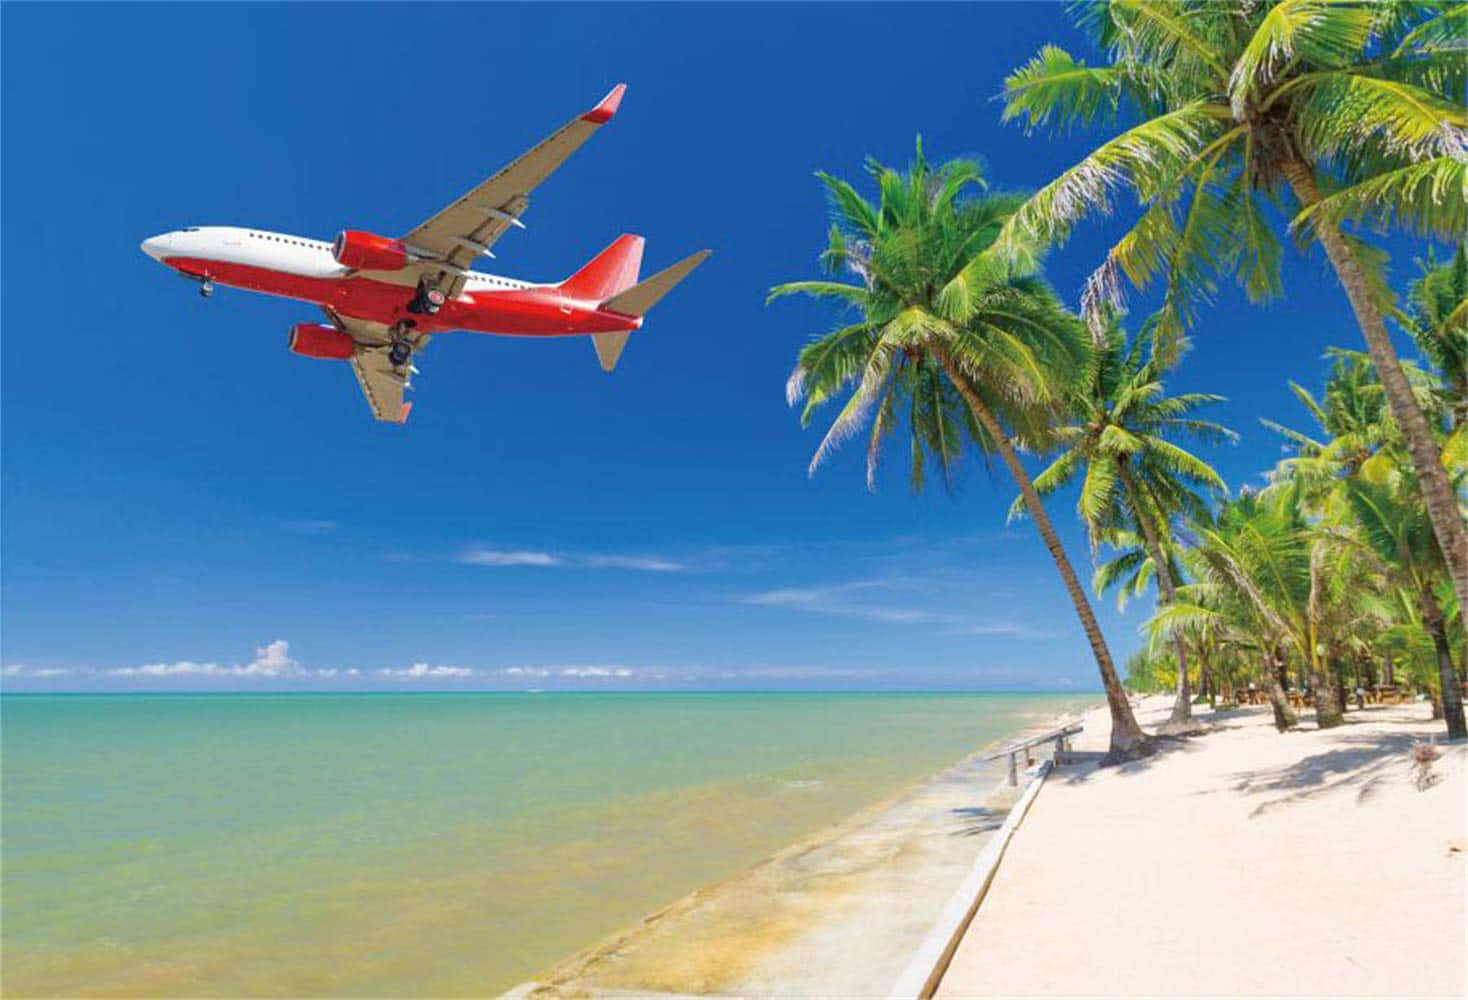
[289,323,355,360]
[332,229,408,271]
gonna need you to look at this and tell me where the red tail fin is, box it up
[559,235,645,301]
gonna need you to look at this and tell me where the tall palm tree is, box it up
[770,143,1153,762]
[989,0,1468,613]
[1016,314,1236,727]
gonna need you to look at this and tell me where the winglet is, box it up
[582,83,626,124]
[397,401,413,424]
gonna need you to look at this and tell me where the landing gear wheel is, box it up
[408,283,446,315]
[199,279,214,299]
[389,340,412,367]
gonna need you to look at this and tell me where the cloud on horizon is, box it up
[1,664,70,678]
[110,639,302,677]
[378,663,474,679]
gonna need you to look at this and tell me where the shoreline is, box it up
[516,700,1097,997]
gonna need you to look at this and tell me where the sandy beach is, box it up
[938,696,1467,998]
[519,695,1464,999]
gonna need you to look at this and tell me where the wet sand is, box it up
[515,713,1085,997]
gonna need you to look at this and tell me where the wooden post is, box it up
[1006,752,1018,786]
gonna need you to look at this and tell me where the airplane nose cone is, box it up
[141,235,167,261]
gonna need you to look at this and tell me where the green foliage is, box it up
[990,0,1468,357]
[771,140,1088,492]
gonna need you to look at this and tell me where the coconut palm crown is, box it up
[984,0,1468,614]
[770,141,1154,761]
[1011,311,1236,723]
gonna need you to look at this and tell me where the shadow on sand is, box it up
[1225,728,1421,818]
[948,805,1004,837]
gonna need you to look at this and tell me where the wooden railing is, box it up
[980,724,1084,785]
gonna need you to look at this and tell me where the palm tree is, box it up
[1343,440,1467,739]
[1016,314,1236,727]
[1399,244,1468,428]
[1158,490,1323,730]
[990,0,1468,614]
[770,143,1153,762]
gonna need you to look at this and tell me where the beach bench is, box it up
[981,724,1084,786]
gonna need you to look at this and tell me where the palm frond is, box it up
[1294,155,1467,242]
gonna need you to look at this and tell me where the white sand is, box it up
[938,696,1467,998]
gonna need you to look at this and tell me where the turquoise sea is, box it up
[1,692,1089,996]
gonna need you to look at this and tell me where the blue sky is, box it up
[0,3,1443,692]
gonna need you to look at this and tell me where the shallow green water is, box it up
[1,692,1087,996]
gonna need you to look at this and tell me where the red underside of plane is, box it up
[160,256,641,337]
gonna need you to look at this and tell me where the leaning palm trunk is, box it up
[933,344,1151,762]
[1419,587,1467,741]
[1119,463,1192,727]
[1286,164,1468,615]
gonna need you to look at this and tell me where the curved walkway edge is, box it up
[889,758,1053,999]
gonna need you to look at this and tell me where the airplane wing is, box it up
[325,311,425,424]
[350,345,413,424]
[401,84,626,297]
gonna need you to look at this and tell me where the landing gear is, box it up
[388,320,418,367]
[407,281,445,315]
[199,279,214,299]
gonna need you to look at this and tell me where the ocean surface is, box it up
[1,692,1089,996]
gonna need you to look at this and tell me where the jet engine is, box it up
[332,230,408,270]
[289,323,355,360]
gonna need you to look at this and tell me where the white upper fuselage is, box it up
[140,226,536,293]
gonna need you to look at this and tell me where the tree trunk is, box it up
[933,343,1152,762]
[1119,463,1192,727]
[1310,658,1343,729]
[1266,648,1298,731]
[1419,586,1468,740]
[1285,163,1468,614]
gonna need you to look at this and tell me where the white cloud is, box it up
[1,664,69,678]
[492,663,884,684]
[454,547,686,572]
[958,623,1054,639]
[456,548,563,567]
[579,555,686,572]
[743,581,1051,638]
[377,663,474,679]
[742,582,946,625]
[111,639,302,677]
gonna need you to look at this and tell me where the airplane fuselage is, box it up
[140,226,641,337]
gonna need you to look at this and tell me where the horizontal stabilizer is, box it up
[601,250,711,318]
[591,331,632,372]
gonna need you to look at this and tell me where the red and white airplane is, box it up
[141,84,708,423]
